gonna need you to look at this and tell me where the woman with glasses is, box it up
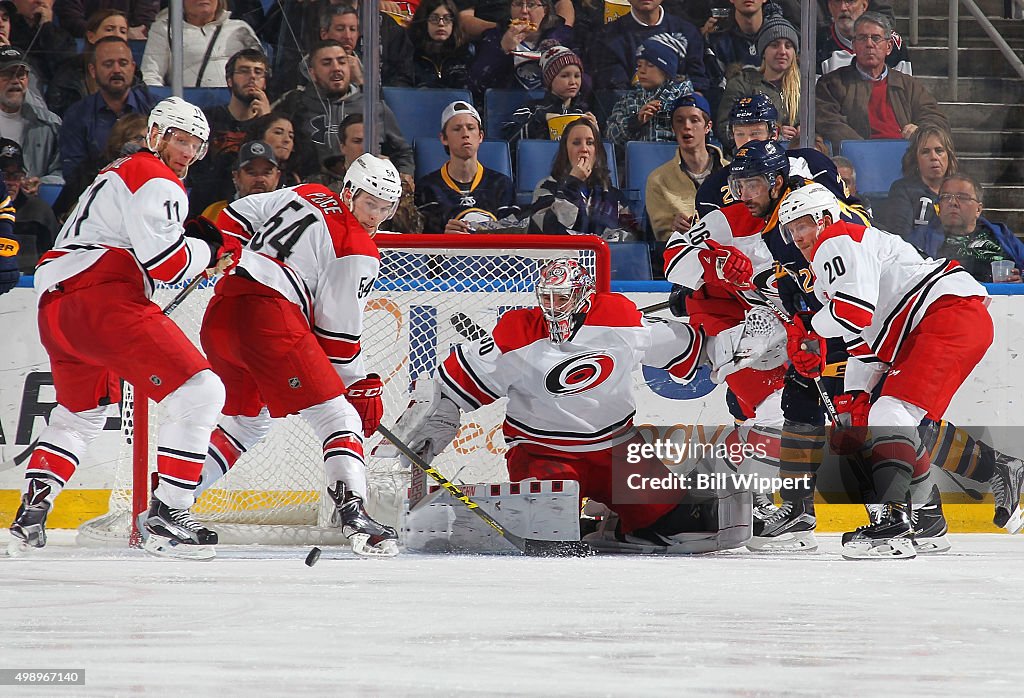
[877,125,959,241]
[468,0,575,98]
[408,0,474,89]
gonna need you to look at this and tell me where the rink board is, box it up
[2,283,1022,532]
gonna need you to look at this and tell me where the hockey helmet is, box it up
[147,96,210,163]
[727,94,780,144]
[777,183,841,244]
[342,153,403,219]
[727,139,789,199]
[536,258,595,344]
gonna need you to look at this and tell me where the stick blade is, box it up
[522,539,594,557]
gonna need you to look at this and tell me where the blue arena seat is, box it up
[515,139,618,205]
[382,87,474,143]
[147,86,230,110]
[483,88,544,139]
[838,139,911,197]
[625,141,678,226]
[609,242,653,280]
[38,183,62,207]
[413,139,512,181]
[129,40,147,66]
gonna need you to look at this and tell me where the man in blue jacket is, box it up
[908,173,1024,282]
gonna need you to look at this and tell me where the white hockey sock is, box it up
[195,409,272,497]
[24,404,110,502]
[154,370,226,509]
[300,396,368,499]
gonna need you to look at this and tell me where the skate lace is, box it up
[168,508,203,532]
[763,501,793,525]
[855,504,891,531]
[990,470,1010,509]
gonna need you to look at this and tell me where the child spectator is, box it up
[505,43,593,146]
[605,37,694,146]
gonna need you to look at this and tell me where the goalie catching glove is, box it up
[346,374,384,438]
[698,239,753,290]
[785,311,826,378]
[830,391,870,455]
[184,216,242,274]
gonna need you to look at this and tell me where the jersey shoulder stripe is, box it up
[291,185,380,262]
[492,307,548,353]
[585,292,642,328]
[811,220,867,259]
[720,202,765,237]
[103,151,183,195]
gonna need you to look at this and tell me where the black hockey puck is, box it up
[305,546,321,567]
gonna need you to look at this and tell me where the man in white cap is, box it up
[414,100,517,234]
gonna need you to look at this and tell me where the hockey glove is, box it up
[184,216,238,272]
[830,391,870,455]
[697,239,753,290]
[668,283,691,317]
[346,374,384,438]
[785,311,826,378]
[0,236,19,294]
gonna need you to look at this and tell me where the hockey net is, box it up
[77,234,611,546]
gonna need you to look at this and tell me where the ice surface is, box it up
[1,531,1022,697]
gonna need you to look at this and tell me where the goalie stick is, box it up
[376,424,592,557]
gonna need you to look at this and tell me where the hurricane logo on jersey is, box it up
[544,352,615,396]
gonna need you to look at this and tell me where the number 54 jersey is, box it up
[217,184,379,384]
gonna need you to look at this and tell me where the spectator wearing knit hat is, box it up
[605,37,694,146]
[716,12,802,146]
[504,43,595,148]
[645,93,729,241]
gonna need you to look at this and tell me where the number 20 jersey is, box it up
[217,184,379,384]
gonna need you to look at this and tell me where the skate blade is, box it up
[913,535,951,554]
[349,534,399,558]
[842,537,916,560]
[6,538,37,557]
[996,505,1023,534]
[583,533,722,555]
[143,535,216,561]
[747,531,818,553]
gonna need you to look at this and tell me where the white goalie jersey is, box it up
[216,184,380,384]
[438,292,705,453]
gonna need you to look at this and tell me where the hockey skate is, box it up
[990,454,1024,534]
[911,485,951,554]
[8,479,52,556]
[752,492,780,523]
[747,497,818,552]
[841,500,916,560]
[328,481,399,558]
[142,498,218,561]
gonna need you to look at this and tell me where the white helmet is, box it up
[342,154,402,210]
[777,183,841,244]
[536,258,596,344]
[147,96,210,162]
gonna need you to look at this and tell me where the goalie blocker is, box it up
[378,260,753,554]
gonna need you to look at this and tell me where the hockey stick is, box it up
[376,424,592,557]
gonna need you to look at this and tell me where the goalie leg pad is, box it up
[375,374,461,463]
[404,480,581,553]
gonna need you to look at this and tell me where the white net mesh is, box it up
[77,235,607,545]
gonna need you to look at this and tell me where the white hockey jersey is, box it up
[35,151,212,299]
[216,184,379,384]
[808,222,987,383]
[438,293,705,453]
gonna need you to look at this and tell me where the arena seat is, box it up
[38,183,62,207]
[147,86,230,110]
[609,242,653,280]
[382,87,473,143]
[413,139,512,181]
[838,139,910,197]
[625,141,678,227]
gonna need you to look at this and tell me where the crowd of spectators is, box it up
[0,0,1018,287]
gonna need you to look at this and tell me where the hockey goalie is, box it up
[387,258,754,554]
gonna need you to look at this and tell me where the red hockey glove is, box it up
[830,391,870,455]
[346,374,384,438]
[697,239,753,290]
[215,233,243,274]
[785,311,826,378]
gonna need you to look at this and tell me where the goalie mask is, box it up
[536,259,595,344]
